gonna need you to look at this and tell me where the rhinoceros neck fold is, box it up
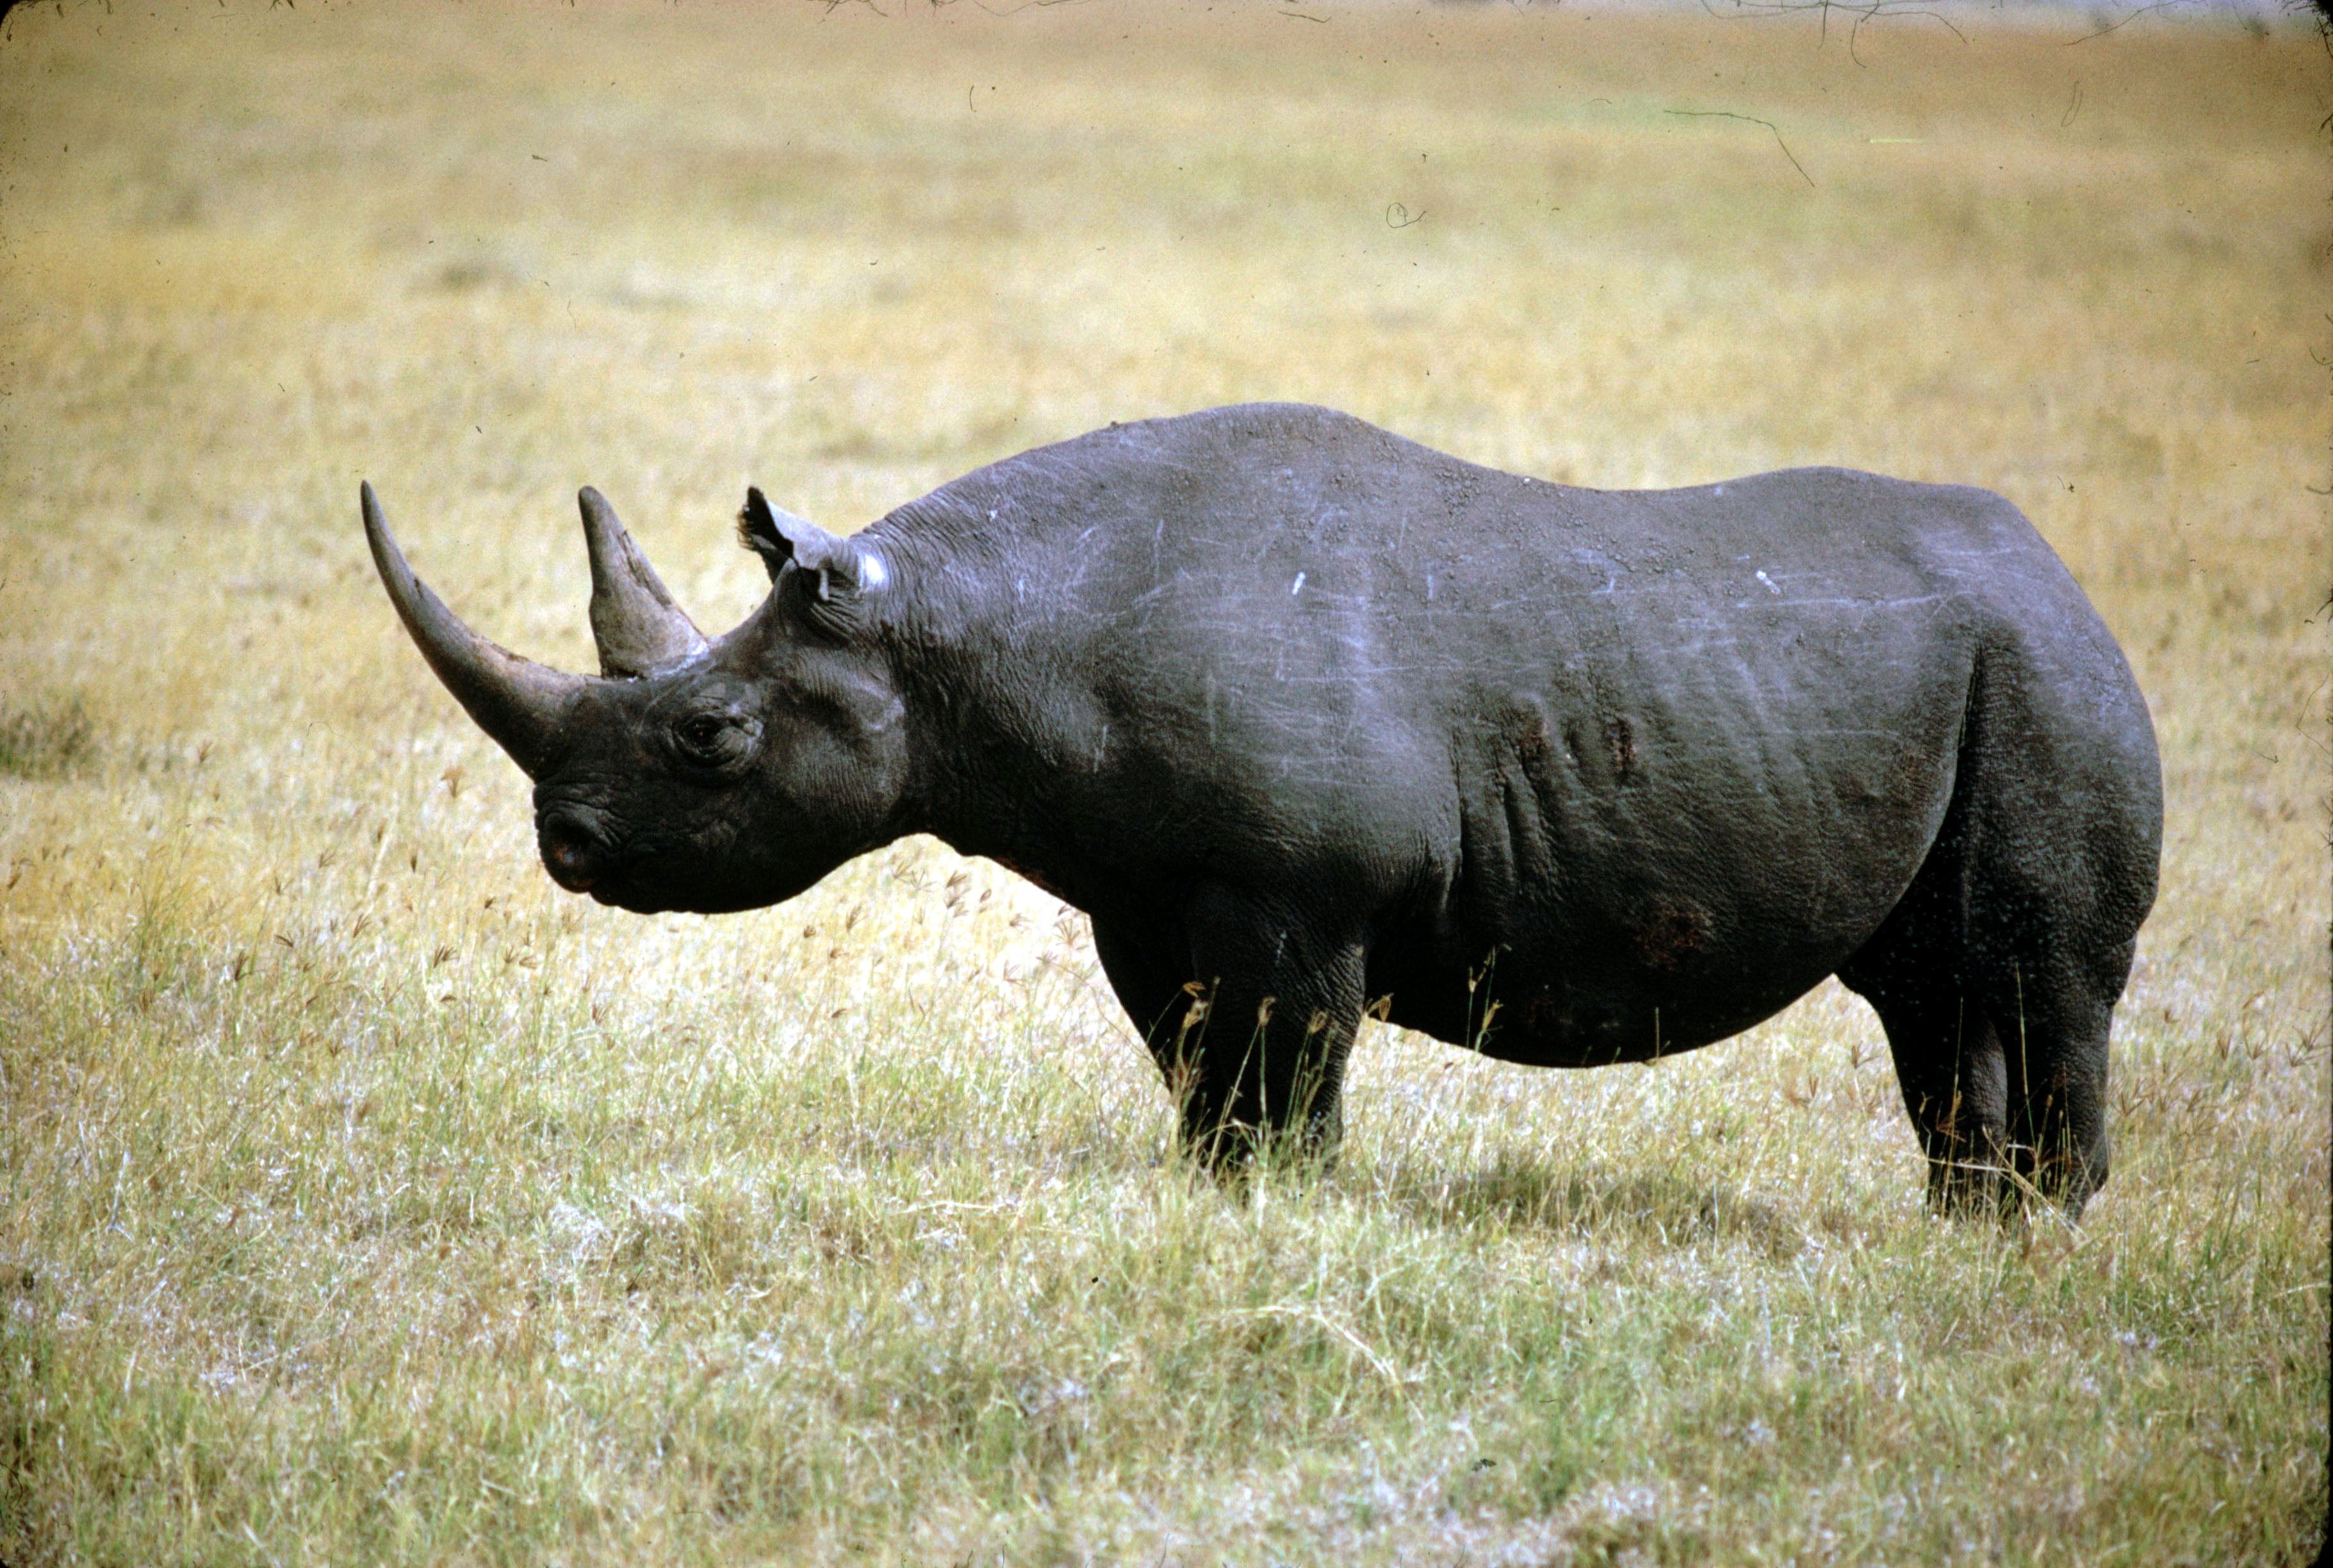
[856,519,1085,888]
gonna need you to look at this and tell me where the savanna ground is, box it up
[0,2,2326,1563]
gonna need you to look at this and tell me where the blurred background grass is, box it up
[1,3,2325,1564]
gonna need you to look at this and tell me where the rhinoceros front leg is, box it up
[1090,894,1366,1172]
[1161,885,1367,1173]
[1090,917,1195,1065]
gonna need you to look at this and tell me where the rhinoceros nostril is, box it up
[539,817,603,892]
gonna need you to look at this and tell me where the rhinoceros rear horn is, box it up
[577,487,708,678]
[360,482,587,778]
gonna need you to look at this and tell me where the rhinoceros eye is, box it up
[673,712,752,767]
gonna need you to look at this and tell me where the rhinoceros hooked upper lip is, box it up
[361,401,2162,1218]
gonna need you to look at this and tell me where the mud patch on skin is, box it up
[1559,712,1637,785]
[1521,989,1571,1035]
[1632,897,1710,972]
[1603,715,1637,780]
[1518,715,1559,779]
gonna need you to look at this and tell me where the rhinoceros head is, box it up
[361,482,908,914]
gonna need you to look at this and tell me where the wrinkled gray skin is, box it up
[363,403,2161,1215]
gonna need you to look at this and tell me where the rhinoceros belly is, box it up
[1380,587,1973,1066]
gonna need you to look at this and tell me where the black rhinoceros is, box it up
[362,402,2160,1213]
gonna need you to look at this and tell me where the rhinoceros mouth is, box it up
[546,861,598,894]
[584,877,682,915]
[537,806,628,895]
[540,838,598,892]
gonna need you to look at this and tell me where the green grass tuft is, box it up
[0,697,95,779]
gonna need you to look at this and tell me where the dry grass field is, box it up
[1,2,2326,1563]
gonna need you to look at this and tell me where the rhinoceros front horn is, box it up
[360,481,587,778]
[577,486,708,678]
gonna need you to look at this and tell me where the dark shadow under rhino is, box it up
[361,403,2161,1216]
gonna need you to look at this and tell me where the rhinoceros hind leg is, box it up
[1838,878,2012,1213]
[1841,975,2013,1212]
[1974,942,2124,1218]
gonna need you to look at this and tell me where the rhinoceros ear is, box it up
[737,487,883,604]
